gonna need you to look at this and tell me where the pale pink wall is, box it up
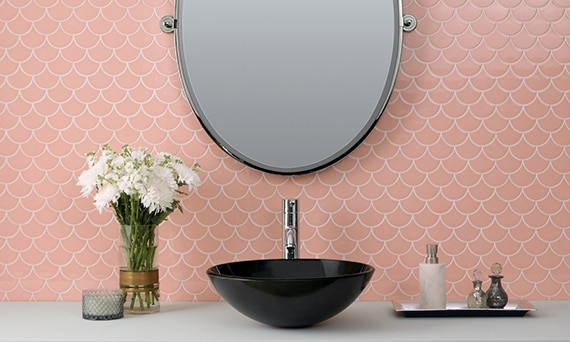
[1,1,569,302]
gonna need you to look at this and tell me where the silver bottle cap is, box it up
[425,244,439,264]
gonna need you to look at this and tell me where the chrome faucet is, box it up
[283,199,298,259]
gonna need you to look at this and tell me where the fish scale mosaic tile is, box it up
[1,0,569,301]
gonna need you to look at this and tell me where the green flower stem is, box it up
[120,224,157,271]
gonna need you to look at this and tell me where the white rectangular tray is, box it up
[392,300,536,317]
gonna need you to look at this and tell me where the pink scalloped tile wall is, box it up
[1,0,569,302]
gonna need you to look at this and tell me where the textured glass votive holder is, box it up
[82,289,124,320]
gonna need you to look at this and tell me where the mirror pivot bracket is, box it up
[402,14,417,32]
[160,15,176,33]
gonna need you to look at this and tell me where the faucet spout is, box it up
[283,199,299,259]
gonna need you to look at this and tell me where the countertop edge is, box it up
[1,301,569,342]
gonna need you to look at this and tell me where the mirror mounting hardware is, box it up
[160,15,176,33]
[402,14,417,32]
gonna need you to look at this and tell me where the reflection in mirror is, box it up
[175,0,403,174]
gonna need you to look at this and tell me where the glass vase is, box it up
[119,224,160,314]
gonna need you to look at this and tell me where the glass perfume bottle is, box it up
[486,262,508,308]
[467,269,487,308]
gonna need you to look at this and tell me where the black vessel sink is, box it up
[206,259,374,328]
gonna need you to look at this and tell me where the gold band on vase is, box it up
[120,270,159,289]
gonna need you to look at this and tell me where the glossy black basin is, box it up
[206,259,374,328]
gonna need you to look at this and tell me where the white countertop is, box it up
[2,301,569,341]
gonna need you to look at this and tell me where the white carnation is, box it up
[93,183,119,213]
[173,162,201,190]
[77,158,106,197]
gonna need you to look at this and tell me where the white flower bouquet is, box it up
[77,144,200,312]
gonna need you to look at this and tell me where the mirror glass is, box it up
[175,0,402,174]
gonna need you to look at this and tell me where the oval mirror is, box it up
[175,0,403,174]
